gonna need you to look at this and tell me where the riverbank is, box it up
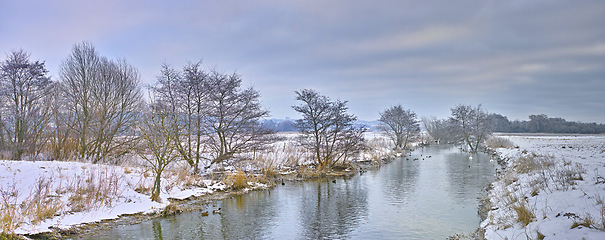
[0,132,405,239]
[480,134,605,239]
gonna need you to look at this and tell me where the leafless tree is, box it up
[204,70,277,167]
[449,104,492,153]
[136,98,181,202]
[422,116,460,144]
[47,82,76,160]
[0,49,52,159]
[378,105,419,149]
[60,42,142,162]
[60,42,98,160]
[171,62,210,173]
[293,89,366,171]
[152,64,276,170]
[88,58,142,161]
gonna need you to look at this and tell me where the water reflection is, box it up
[298,179,368,239]
[80,145,497,240]
[381,157,419,205]
[445,151,497,203]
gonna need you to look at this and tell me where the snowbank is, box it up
[482,135,605,239]
[0,132,397,236]
[0,160,226,235]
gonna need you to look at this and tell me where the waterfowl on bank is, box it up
[213,208,222,214]
[201,211,209,216]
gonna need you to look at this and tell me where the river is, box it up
[81,145,499,239]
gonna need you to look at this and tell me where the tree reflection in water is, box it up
[298,178,369,239]
[80,145,498,240]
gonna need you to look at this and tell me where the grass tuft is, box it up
[512,200,535,227]
[224,170,249,190]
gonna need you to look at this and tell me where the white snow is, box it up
[0,160,227,235]
[482,134,605,239]
[0,132,396,236]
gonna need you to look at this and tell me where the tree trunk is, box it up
[151,172,162,202]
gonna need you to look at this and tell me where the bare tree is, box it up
[136,98,181,202]
[378,105,419,149]
[449,104,492,153]
[293,89,366,171]
[47,82,76,160]
[422,116,460,144]
[60,42,99,159]
[0,49,52,159]
[88,58,142,161]
[204,70,276,167]
[60,42,142,162]
[152,64,276,170]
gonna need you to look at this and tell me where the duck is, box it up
[281,179,285,185]
[332,179,336,183]
[213,208,222,214]
[201,211,209,216]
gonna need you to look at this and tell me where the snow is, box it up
[482,134,605,239]
[0,160,227,235]
[0,132,396,235]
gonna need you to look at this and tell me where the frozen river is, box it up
[82,145,499,239]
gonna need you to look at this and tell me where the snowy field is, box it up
[482,134,605,239]
[0,132,395,236]
[0,160,231,235]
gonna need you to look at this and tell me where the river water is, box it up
[83,145,498,239]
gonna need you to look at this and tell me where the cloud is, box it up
[1,0,604,122]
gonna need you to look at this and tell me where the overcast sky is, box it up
[1,0,604,122]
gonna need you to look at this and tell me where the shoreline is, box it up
[20,148,406,239]
[478,134,605,239]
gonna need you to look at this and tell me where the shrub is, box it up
[162,202,183,216]
[224,170,248,190]
[485,136,515,148]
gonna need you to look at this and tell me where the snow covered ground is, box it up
[0,132,395,236]
[482,134,605,239]
[0,160,230,235]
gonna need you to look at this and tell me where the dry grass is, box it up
[571,215,594,229]
[512,200,536,226]
[224,170,248,190]
[1,176,64,234]
[513,154,555,174]
[162,202,182,216]
[66,168,122,213]
[485,136,515,149]
[0,181,23,234]
[297,165,322,178]
[26,177,63,224]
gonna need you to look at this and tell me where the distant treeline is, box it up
[489,114,605,134]
[265,114,605,134]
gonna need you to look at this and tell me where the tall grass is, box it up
[485,136,515,149]
[224,170,248,190]
[67,167,123,213]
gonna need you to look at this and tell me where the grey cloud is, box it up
[1,0,604,122]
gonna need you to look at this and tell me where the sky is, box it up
[1,0,604,123]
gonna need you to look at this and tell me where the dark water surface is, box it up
[82,145,498,239]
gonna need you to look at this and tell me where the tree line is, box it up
[2,43,602,200]
[489,113,605,134]
[0,43,365,200]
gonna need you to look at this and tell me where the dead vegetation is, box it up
[485,136,516,149]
